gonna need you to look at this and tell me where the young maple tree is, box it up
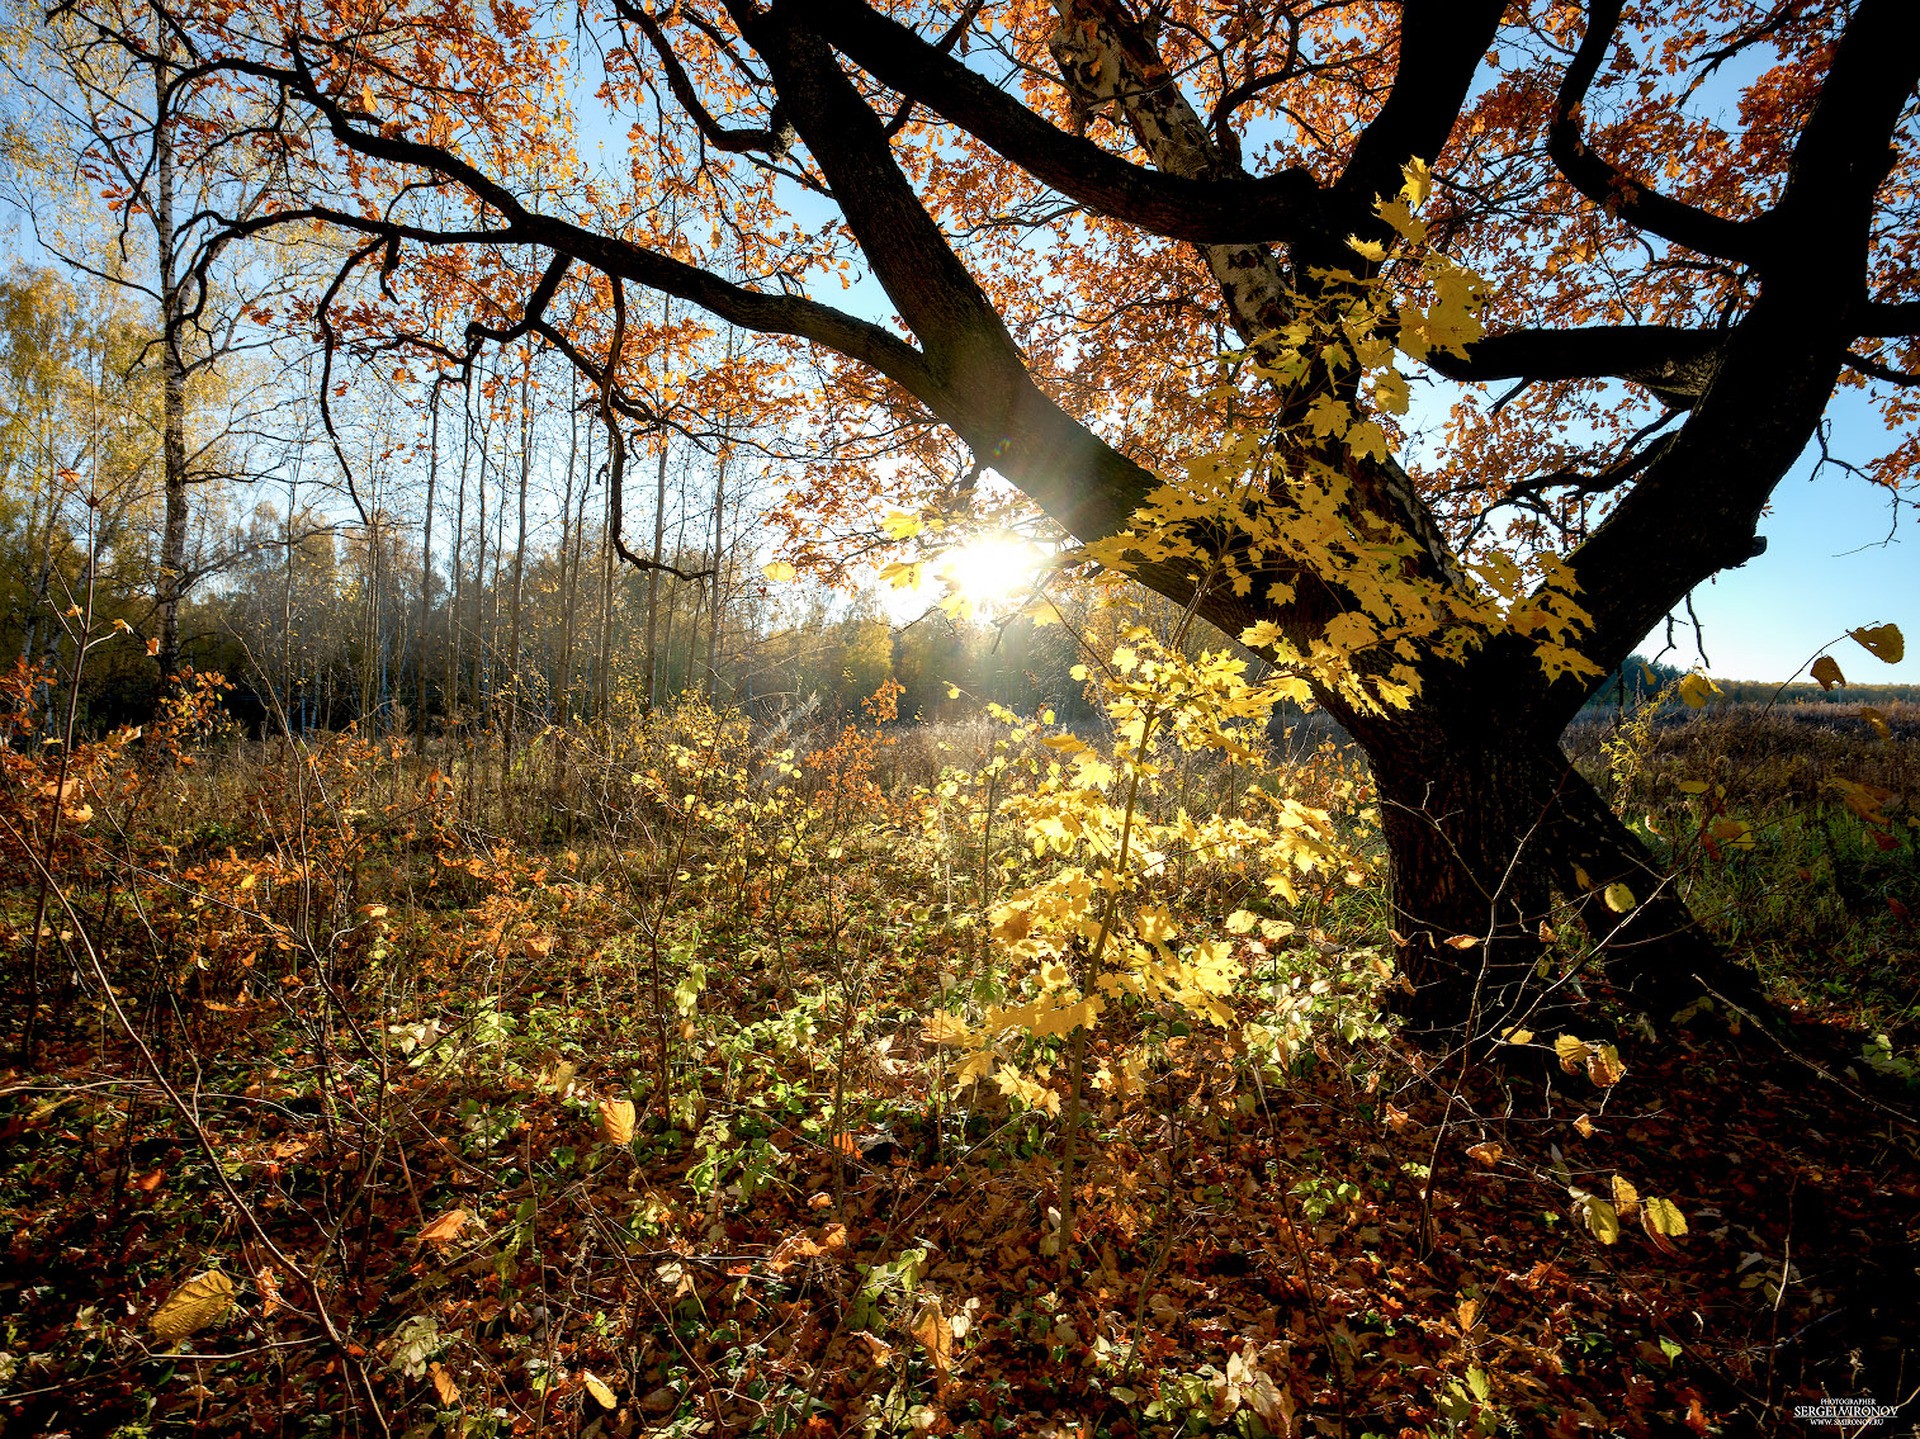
[65,0,1919,1024]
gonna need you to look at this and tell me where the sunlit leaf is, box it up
[1677,673,1717,709]
[418,1209,469,1245]
[1577,1193,1621,1245]
[598,1098,636,1147]
[150,1270,236,1344]
[910,1298,953,1383]
[1643,1195,1688,1242]
[1849,623,1905,664]
[581,1371,618,1409]
[1609,1174,1640,1220]
[1586,1044,1626,1088]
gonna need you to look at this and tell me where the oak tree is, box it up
[66,0,1920,1024]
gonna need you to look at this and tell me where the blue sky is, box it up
[1656,386,1917,683]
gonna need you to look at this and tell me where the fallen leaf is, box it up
[430,1361,459,1405]
[580,1370,617,1409]
[598,1098,636,1147]
[150,1271,236,1344]
[256,1266,283,1317]
[1466,1141,1503,1167]
[911,1297,953,1383]
[419,1209,469,1245]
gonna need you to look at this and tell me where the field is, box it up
[3,681,1918,1439]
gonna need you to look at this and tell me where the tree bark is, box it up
[415,387,439,749]
[505,355,532,756]
[1343,668,1772,1031]
[151,39,191,696]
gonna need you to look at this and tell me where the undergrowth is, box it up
[3,663,1917,1438]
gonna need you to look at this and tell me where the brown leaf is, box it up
[598,1098,636,1147]
[911,1297,953,1384]
[1609,1174,1641,1221]
[1466,1141,1503,1167]
[419,1209,469,1245]
[1850,623,1905,665]
[430,1362,460,1406]
[1585,1044,1626,1088]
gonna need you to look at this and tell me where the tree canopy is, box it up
[50,0,1920,1022]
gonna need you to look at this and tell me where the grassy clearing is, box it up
[3,681,1917,1438]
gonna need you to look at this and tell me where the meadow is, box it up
[3,674,1917,1439]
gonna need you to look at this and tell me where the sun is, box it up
[938,533,1046,616]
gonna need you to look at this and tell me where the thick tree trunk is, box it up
[1354,695,1767,1031]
